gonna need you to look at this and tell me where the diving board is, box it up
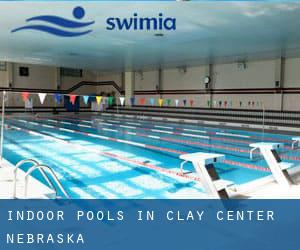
[249,142,294,187]
[179,152,234,199]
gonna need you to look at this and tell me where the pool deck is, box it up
[233,166,300,198]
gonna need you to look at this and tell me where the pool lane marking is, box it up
[42,117,300,162]
[20,117,300,162]
[11,118,271,172]
[17,118,248,154]
[7,124,204,183]
[154,125,174,130]
[95,115,292,143]
[126,122,141,126]
[215,132,250,139]
[77,124,91,128]
[12,118,186,155]
[16,118,258,155]
[49,114,291,144]
[18,117,294,157]
[33,115,263,144]
[120,125,136,129]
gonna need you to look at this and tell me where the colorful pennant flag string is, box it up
[130,97,135,106]
[108,96,114,106]
[150,98,155,106]
[139,98,146,105]
[83,95,89,105]
[22,92,30,102]
[38,93,47,104]
[69,95,77,105]
[96,96,102,105]
[54,94,62,104]
[158,98,164,107]
[119,96,125,106]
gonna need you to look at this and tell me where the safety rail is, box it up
[12,158,69,199]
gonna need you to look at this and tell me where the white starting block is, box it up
[292,137,300,150]
[249,142,294,187]
[179,152,234,199]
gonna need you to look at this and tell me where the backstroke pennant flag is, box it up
[130,97,135,106]
[96,96,102,105]
[69,95,77,105]
[167,99,171,106]
[158,98,164,107]
[108,96,114,106]
[38,93,47,104]
[150,98,155,106]
[54,93,62,104]
[183,99,187,106]
[21,92,29,102]
[119,96,125,106]
[190,99,194,107]
[175,99,179,107]
[83,95,89,105]
[139,98,146,105]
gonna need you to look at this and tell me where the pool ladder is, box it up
[12,159,70,199]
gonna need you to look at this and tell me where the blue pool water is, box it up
[3,113,300,198]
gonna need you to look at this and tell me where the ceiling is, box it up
[1,1,300,71]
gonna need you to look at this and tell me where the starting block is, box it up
[249,142,294,187]
[179,152,234,199]
[292,137,300,150]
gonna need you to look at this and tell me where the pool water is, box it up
[2,113,300,199]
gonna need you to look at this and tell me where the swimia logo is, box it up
[106,13,176,31]
[11,7,176,37]
[11,6,94,37]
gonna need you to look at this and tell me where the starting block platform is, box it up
[292,137,300,150]
[179,152,234,199]
[249,142,294,187]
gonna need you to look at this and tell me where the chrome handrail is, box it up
[24,164,70,199]
[13,159,43,198]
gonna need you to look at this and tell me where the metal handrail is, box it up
[24,164,70,199]
[12,159,53,198]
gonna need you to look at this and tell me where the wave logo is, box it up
[11,6,94,37]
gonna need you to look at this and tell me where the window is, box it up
[0,62,6,71]
[60,68,83,77]
[19,67,29,76]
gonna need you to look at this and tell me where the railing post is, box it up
[0,91,6,160]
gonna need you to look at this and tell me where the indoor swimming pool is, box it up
[2,113,300,198]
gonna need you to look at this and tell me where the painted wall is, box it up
[213,60,276,89]
[162,66,207,90]
[1,63,102,107]
[127,59,300,111]
[1,58,300,111]
[135,70,158,91]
